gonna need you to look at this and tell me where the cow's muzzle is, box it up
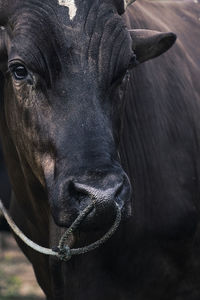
[50,172,131,230]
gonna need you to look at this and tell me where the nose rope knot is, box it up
[0,199,121,262]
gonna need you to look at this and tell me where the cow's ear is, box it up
[129,29,176,64]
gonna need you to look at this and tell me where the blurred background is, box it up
[0,232,45,300]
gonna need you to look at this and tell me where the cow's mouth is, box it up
[48,171,132,259]
[53,200,122,261]
[0,198,121,262]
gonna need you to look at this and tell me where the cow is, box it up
[0,0,199,299]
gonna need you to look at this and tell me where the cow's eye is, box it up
[11,65,28,80]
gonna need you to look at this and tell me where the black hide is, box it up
[0,0,199,299]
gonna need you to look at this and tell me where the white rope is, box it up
[0,198,121,261]
[0,199,59,257]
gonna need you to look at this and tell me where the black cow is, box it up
[0,0,199,299]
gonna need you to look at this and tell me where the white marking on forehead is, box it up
[58,0,77,20]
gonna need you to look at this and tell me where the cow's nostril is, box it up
[67,181,76,196]
[66,180,90,206]
[68,181,82,200]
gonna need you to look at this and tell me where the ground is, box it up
[0,232,45,300]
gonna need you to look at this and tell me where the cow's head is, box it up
[0,0,176,231]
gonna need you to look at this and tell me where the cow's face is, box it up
[0,0,176,230]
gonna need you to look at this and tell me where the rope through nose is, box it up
[57,201,121,261]
[0,199,121,261]
[58,202,94,250]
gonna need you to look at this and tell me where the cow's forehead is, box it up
[10,0,124,41]
[8,0,133,86]
[10,0,118,26]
